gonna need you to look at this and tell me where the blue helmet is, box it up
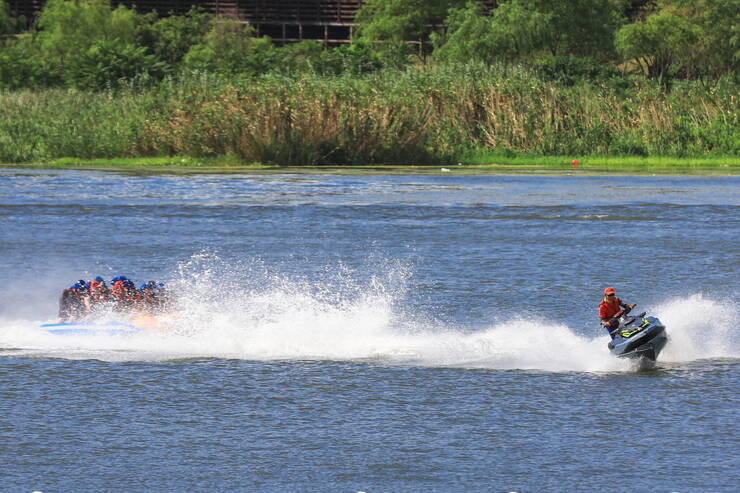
[94,276,105,283]
[139,283,148,291]
[111,275,129,283]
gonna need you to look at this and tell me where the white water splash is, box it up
[655,293,738,361]
[0,258,736,371]
[0,311,627,372]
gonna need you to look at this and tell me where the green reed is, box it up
[0,64,736,164]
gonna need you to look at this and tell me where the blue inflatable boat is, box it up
[40,321,144,336]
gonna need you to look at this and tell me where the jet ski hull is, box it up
[607,315,668,362]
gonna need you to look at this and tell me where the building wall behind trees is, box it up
[6,1,494,44]
[8,1,362,43]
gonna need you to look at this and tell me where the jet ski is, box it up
[606,307,668,363]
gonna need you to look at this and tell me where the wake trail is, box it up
[0,256,736,371]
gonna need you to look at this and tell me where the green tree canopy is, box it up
[26,0,173,89]
[0,0,15,35]
[528,0,624,58]
[616,0,738,77]
[183,17,276,75]
[431,0,623,66]
[669,0,739,75]
[354,0,463,61]
[64,41,166,89]
[616,4,699,78]
[432,1,550,66]
[140,7,212,66]
[35,0,142,67]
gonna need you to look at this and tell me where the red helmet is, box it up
[603,286,616,295]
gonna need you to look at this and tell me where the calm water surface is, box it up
[0,170,737,492]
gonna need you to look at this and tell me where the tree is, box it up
[527,0,624,58]
[615,6,699,78]
[275,40,325,73]
[432,1,550,66]
[616,0,738,78]
[0,37,57,88]
[35,0,142,68]
[321,40,384,75]
[64,41,166,89]
[0,0,15,35]
[623,0,658,21]
[183,17,276,75]
[667,0,739,75]
[354,0,462,62]
[29,0,170,89]
[139,7,212,67]
[432,0,623,62]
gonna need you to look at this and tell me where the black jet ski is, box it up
[606,307,668,362]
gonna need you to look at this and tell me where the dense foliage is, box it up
[0,0,15,36]
[616,0,740,78]
[0,0,737,164]
[0,0,736,89]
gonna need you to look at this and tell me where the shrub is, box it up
[183,17,277,75]
[64,41,167,90]
[0,0,15,35]
[139,7,211,66]
[0,39,61,89]
[534,55,624,86]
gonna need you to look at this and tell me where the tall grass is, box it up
[0,64,736,164]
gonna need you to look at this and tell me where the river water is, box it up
[0,169,737,492]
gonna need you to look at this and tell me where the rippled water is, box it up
[0,170,738,491]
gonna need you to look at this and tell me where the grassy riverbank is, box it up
[6,154,738,175]
[1,66,737,167]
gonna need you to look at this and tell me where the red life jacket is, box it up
[112,281,129,302]
[599,297,622,320]
[88,281,110,302]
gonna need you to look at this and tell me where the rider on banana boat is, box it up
[58,276,168,322]
[58,280,89,322]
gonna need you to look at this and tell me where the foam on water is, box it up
[655,293,738,361]
[0,257,736,371]
[0,310,625,372]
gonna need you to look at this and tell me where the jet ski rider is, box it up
[599,287,636,337]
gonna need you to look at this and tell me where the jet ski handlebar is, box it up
[605,306,633,336]
[608,305,632,322]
